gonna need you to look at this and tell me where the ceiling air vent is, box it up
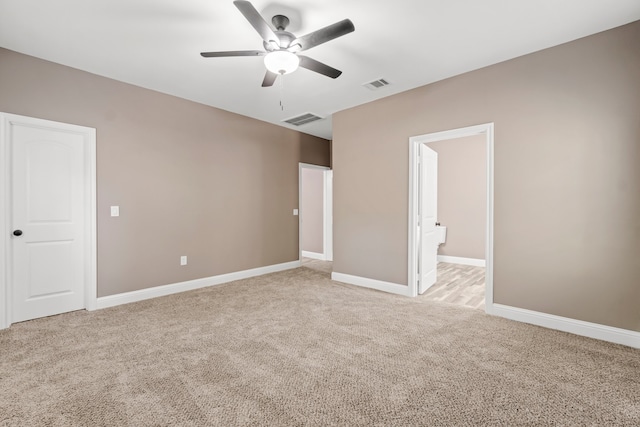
[363,78,390,90]
[283,113,324,126]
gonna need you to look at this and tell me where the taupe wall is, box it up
[301,167,324,254]
[429,135,486,260]
[333,21,640,331]
[0,48,330,298]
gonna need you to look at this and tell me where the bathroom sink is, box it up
[435,225,447,245]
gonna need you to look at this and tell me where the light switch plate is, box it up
[180,256,187,266]
[293,209,299,216]
[110,206,120,217]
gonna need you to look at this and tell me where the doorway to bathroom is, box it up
[408,123,494,313]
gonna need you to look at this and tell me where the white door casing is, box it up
[0,113,97,329]
[418,144,438,294]
[323,170,333,262]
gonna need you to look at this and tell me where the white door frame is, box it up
[408,123,494,311]
[0,113,97,329]
[323,170,333,262]
[298,163,331,261]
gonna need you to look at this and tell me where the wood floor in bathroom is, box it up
[301,258,486,311]
[422,262,486,310]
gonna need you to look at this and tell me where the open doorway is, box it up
[299,163,333,273]
[422,134,487,309]
[408,123,494,312]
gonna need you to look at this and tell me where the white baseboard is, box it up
[96,260,301,310]
[438,255,486,267]
[331,272,411,297]
[301,251,326,261]
[490,303,640,349]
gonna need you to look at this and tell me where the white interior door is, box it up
[419,144,438,294]
[9,120,88,323]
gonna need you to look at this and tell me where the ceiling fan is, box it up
[200,0,355,87]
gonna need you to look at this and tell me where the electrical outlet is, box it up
[293,209,299,216]
[180,256,187,266]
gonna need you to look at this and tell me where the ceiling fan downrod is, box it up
[271,15,289,31]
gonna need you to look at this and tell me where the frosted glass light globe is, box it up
[264,51,300,75]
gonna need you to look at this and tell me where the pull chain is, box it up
[279,73,285,111]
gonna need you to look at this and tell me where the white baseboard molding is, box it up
[490,303,640,349]
[96,260,301,310]
[438,255,486,267]
[331,272,411,297]
[301,251,326,261]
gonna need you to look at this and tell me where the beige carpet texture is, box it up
[1,266,638,426]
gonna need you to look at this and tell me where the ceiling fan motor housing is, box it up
[263,16,296,51]
[263,31,296,51]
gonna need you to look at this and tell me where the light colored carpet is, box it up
[300,257,333,275]
[302,258,487,310]
[0,266,638,426]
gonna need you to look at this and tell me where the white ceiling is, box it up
[1,0,639,140]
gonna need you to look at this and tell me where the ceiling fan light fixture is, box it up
[264,51,299,75]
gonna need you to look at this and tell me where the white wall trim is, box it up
[437,255,486,267]
[331,272,411,297]
[408,123,494,303]
[0,113,97,329]
[490,303,640,349]
[301,251,326,261]
[96,260,301,310]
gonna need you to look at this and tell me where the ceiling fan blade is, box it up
[233,1,280,46]
[292,19,354,52]
[200,50,265,57]
[262,71,278,87]
[298,55,342,79]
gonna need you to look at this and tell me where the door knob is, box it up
[13,230,22,236]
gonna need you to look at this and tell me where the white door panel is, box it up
[11,123,86,322]
[26,241,75,297]
[26,142,74,221]
[419,144,438,294]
